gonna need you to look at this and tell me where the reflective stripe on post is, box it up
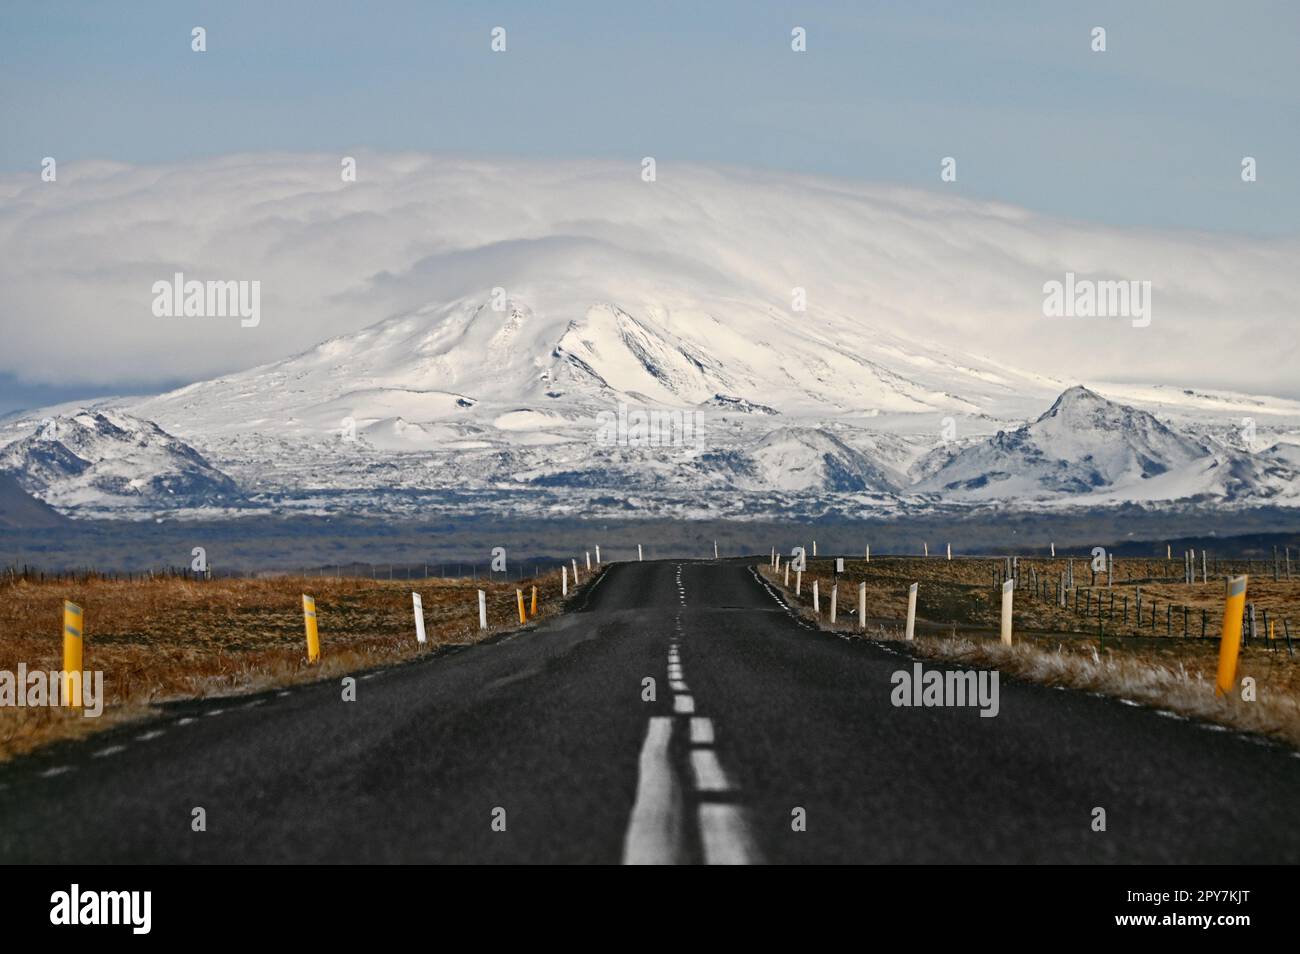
[1215,575,1248,697]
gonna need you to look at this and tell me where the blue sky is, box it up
[0,1,1296,412]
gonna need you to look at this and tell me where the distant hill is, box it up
[0,472,67,529]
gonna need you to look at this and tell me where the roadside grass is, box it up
[759,560,1300,750]
[0,570,587,761]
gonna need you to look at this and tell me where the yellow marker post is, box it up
[302,594,321,663]
[530,585,537,616]
[62,601,83,708]
[1215,576,1247,697]
[516,589,526,625]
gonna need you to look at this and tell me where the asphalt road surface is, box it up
[3,559,1299,864]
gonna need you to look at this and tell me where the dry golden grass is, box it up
[761,559,1300,749]
[0,570,582,760]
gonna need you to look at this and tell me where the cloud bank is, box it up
[2,152,1297,400]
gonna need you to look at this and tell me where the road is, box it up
[2,559,1299,863]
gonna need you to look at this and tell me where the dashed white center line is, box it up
[669,680,689,692]
[622,717,684,865]
[673,695,695,714]
[176,717,196,726]
[135,730,165,742]
[699,804,764,865]
[689,749,732,792]
[38,766,73,778]
[92,745,127,758]
[689,716,714,744]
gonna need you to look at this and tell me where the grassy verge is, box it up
[0,568,595,761]
[758,561,1300,750]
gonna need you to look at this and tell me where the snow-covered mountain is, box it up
[0,410,238,512]
[917,387,1207,498]
[4,156,1300,519]
[5,310,1300,518]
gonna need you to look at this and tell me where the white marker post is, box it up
[714,540,719,560]
[595,545,601,565]
[923,542,929,558]
[813,580,820,615]
[865,544,870,563]
[858,582,867,630]
[638,544,643,561]
[412,592,427,644]
[1050,542,1056,558]
[905,583,918,641]
[812,540,817,557]
[1000,578,1014,646]
[562,565,568,597]
[830,584,837,624]
[784,562,790,586]
[586,551,592,571]
[835,557,844,573]
[478,590,487,630]
[771,546,775,568]
[572,558,580,584]
[795,569,802,596]
[947,543,952,561]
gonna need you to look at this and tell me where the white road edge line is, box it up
[622,717,684,865]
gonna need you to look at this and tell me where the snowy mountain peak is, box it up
[0,409,238,513]
[919,386,1213,500]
